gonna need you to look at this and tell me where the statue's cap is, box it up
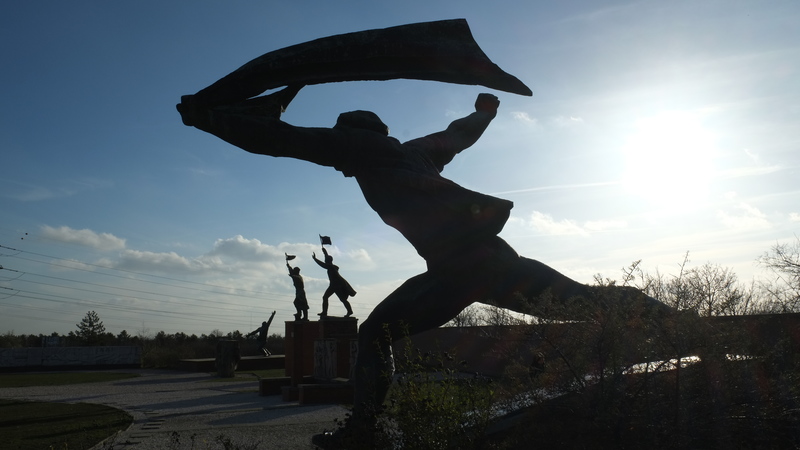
[335,110,389,136]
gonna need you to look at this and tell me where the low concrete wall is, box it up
[0,346,141,371]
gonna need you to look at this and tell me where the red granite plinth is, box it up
[284,318,358,386]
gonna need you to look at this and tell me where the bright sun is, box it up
[621,111,717,211]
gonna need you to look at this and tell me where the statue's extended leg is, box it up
[352,272,473,422]
[442,237,676,322]
[351,237,676,416]
[324,236,677,448]
[338,294,354,317]
[502,258,676,322]
[319,288,333,317]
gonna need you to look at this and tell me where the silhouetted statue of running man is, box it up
[178,86,676,440]
[312,247,356,318]
[246,311,276,357]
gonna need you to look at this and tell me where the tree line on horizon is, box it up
[2,237,799,348]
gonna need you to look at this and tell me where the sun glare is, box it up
[621,111,717,211]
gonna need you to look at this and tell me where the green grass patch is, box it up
[0,372,139,388]
[0,399,132,449]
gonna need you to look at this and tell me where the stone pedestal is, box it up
[215,339,240,378]
[285,321,319,386]
[284,318,357,386]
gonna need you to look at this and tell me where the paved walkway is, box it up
[0,369,348,449]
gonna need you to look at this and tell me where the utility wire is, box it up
[0,245,379,310]
[4,250,293,301]
[0,242,383,306]
[0,241,382,333]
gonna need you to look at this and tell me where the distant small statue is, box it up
[246,311,276,356]
[312,241,356,318]
[286,253,309,321]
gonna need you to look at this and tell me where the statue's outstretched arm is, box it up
[178,93,348,168]
[312,253,327,269]
[404,93,499,169]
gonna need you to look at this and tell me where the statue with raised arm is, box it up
[176,19,678,446]
[312,247,356,318]
[246,311,276,357]
[286,254,309,321]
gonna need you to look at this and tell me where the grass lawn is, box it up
[0,371,139,388]
[0,399,132,449]
[0,372,139,449]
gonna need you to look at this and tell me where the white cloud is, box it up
[99,235,361,282]
[41,225,126,251]
[208,235,283,262]
[116,249,207,273]
[514,212,628,236]
[527,211,588,236]
[108,236,285,276]
[716,203,770,230]
[346,248,375,270]
[717,165,781,180]
[584,219,627,232]
[509,113,583,129]
[511,111,539,125]
[48,258,94,273]
[551,115,585,127]
[789,213,800,222]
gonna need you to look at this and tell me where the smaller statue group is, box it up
[285,235,356,321]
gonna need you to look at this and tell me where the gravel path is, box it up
[0,369,348,449]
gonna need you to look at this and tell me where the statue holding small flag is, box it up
[286,253,309,321]
[312,236,356,318]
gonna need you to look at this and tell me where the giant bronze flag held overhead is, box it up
[190,19,532,107]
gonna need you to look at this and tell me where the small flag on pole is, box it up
[319,235,332,246]
[285,253,296,261]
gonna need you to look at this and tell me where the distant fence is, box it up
[0,346,141,371]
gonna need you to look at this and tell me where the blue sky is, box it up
[2,1,798,336]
